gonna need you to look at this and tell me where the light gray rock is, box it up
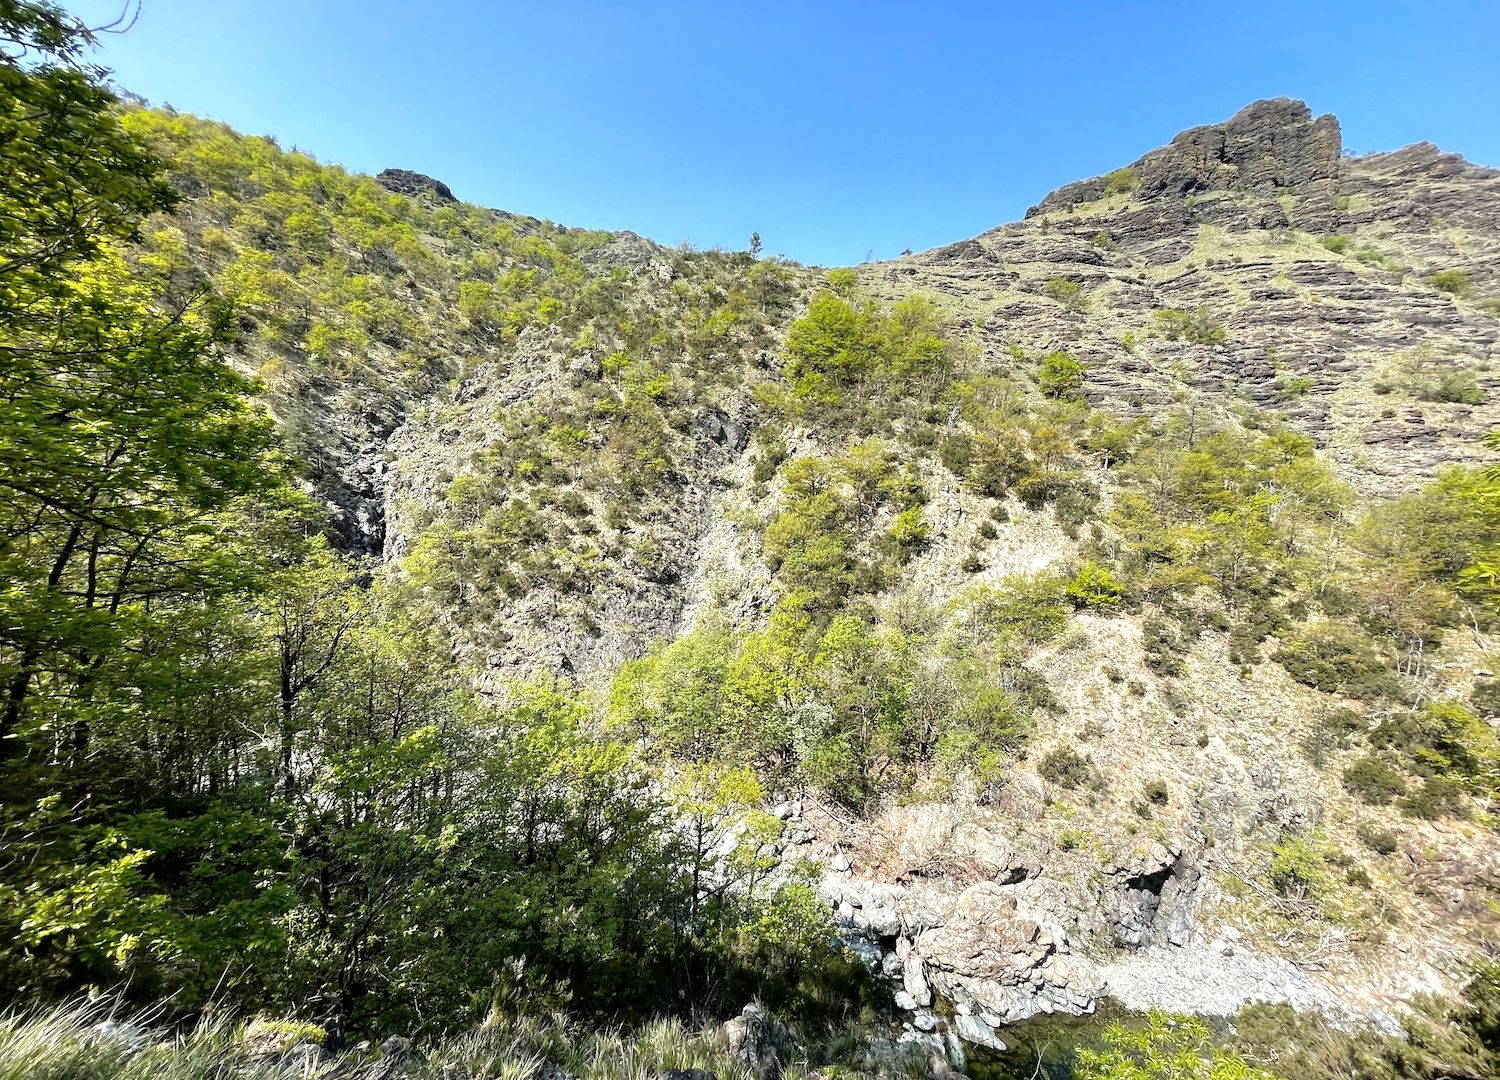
[903,955,933,1007]
[952,1013,1007,1052]
[858,905,902,938]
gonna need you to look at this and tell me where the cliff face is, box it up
[1033,98,1343,216]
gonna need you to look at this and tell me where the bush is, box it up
[1301,708,1365,768]
[1273,623,1393,698]
[1149,307,1226,346]
[1044,278,1088,313]
[1102,167,1138,195]
[1430,269,1473,298]
[1411,366,1485,404]
[1400,777,1469,820]
[1038,350,1087,399]
[1268,834,1329,900]
[1065,561,1123,608]
[1039,747,1094,789]
[1143,779,1169,805]
[1077,1010,1275,1080]
[1357,822,1399,855]
[1141,617,1187,677]
[1342,754,1407,805]
[1320,234,1352,254]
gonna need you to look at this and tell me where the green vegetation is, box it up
[1076,1010,1275,1079]
[0,998,943,1080]
[1429,269,1473,298]
[775,283,954,422]
[611,568,1066,804]
[1149,306,1227,345]
[0,2,871,1041]
[1045,276,1088,312]
[6,2,1500,1071]
[1039,349,1088,400]
[1230,959,1500,1079]
[1376,350,1487,404]
[1040,747,1095,789]
[1102,167,1138,195]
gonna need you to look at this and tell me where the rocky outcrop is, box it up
[914,882,1105,1025]
[1103,839,1203,948]
[1029,98,1342,218]
[875,99,1500,499]
[376,167,457,202]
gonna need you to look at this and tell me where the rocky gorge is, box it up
[135,94,1500,1058]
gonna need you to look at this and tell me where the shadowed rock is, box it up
[376,167,456,202]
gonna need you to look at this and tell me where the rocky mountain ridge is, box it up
[868,98,1500,498]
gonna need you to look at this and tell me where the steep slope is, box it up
[865,99,1500,493]
[795,98,1500,1034]
[132,99,1500,1038]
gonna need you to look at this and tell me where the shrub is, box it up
[938,432,973,475]
[1357,822,1399,855]
[1102,167,1138,195]
[1320,234,1352,254]
[1065,561,1123,608]
[1149,306,1226,346]
[1470,678,1500,716]
[1045,278,1088,313]
[1400,777,1469,819]
[1143,779,1169,805]
[1269,834,1329,900]
[976,519,998,540]
[1039,747,1094,789]
[1141,617,1187,677]
[1077,1010,1275,1080]
[1342,754,1407,805]
[1273,623,1393,698]
[1301,708,1365,768]
[826,267,859,294]
[1430,269,1473,298]
[1411,366,1485,404]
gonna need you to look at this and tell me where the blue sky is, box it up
[71,1,1500,267]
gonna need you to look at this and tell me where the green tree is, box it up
[1039,350,1087,400]
[1077,1010,1275,1079]
[0,3,279,779]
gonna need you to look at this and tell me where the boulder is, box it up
[903,955,933,1007]
[952,1013,1007,1052]
[722,1004,781,1080]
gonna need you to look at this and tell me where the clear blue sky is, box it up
[70,0,1500,267]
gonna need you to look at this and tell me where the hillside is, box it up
[142,92,1500,1031]
[3,22,1499,1077]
